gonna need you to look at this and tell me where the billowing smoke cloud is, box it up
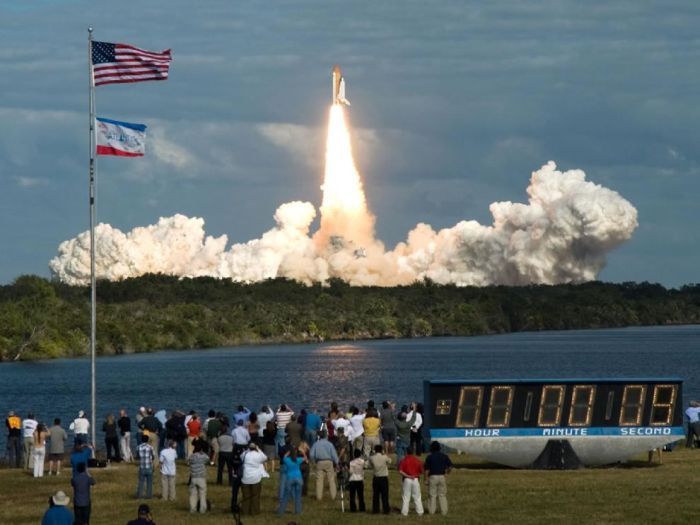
[50,161,638,287]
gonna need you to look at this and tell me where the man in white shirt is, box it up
[685,400,700,448]
[22,413,38,470]
[159,440,178,501]
[406,403,424,455]
[257,406,273,438]
[332,414,354,441]
[349,407,366,453]
[69,411,90,446]
[239,443,268,515]
[232,420,251,449]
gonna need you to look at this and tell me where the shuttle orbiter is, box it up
[332,64,350,106]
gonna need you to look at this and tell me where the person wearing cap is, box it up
[5,410,22,468]
[126,503,156,525]
[69,411,90,446]
[41,490,73,525]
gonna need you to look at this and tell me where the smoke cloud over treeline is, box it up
[50,161,637,287]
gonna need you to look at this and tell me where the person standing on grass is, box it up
[277,447,305,516]
[103,414,120,462]
[304,407,322,445]
[118,409,133,463]
[363,407,381,458]
[349,406,366,454]
[70,442,93,477]
[205,410,221,465]
[136,435,155,500]
[685,400,700,448]
[380,401,397,455]
[186,412,201,458]
[5,410,22,468]
[159,440,177,501]
[424,440,453,515]
[309,430,339,501]
[69,410,90,447]
[369,444,391,514]
[71,462,95,525]
[240,442,269,515]
[48,418,68,475]
[139,408,162,461]
[41,490,73,525]
[126,503,156,525]
[22,412,38,470]
[399,448,424,516]
[188,442,209,513]
[33,422,50,478]
[348,448,367,512]
[394,411,416,466]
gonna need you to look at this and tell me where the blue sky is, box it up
[1,1,698,287]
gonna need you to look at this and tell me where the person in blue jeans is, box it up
[135,435,155,499]
[277,448,305,515]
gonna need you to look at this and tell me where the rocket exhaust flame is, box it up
[314,105,375,249]
[49,67,638,287]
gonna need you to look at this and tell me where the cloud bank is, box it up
[49,161,638,287]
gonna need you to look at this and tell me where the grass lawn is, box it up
[1,447,697,524]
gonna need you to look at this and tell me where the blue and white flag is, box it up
[95,117,146,157]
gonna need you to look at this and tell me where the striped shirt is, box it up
[275,410,294,430]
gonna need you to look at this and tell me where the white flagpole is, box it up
[88,27,97,451]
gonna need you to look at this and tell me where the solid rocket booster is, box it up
[332,64,350,106]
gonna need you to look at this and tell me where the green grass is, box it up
[1,448,697,524]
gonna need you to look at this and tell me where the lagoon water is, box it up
[1,325,699,452]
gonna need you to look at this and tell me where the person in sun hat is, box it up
[41,490,73,525]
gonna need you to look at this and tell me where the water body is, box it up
[1,325,698,452]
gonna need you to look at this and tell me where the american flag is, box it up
[92,41,172,87]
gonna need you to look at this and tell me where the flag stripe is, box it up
[92,41,172,87]
[94,76,168,87]
[96,145,144,157]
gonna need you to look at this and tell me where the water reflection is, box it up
[0,326,698,451]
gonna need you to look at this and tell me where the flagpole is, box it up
[88,27,97,451]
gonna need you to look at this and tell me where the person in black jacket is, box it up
[102,414,120,461]
[118,409,133,462]
[138,408,163,460]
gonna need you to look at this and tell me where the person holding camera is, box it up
[239,442,269,515]
[126,503,155,525]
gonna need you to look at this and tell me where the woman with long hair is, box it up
[103,413,120,461]
[33,422,49,477]
[247,412,260,445]
[277,447,305,516]
[262,420,278,472]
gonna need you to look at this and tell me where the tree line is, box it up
[0,274,698,361]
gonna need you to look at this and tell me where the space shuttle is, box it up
[332,64,350,106]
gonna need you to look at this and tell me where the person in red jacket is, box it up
[398,449,424,516]
[186,414,201,458]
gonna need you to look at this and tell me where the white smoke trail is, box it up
[49,161,637,286]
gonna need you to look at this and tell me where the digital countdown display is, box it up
[424,378,684,468]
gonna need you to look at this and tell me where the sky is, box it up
[1,1,698,287]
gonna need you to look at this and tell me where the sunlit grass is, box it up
[1,447,696,524]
